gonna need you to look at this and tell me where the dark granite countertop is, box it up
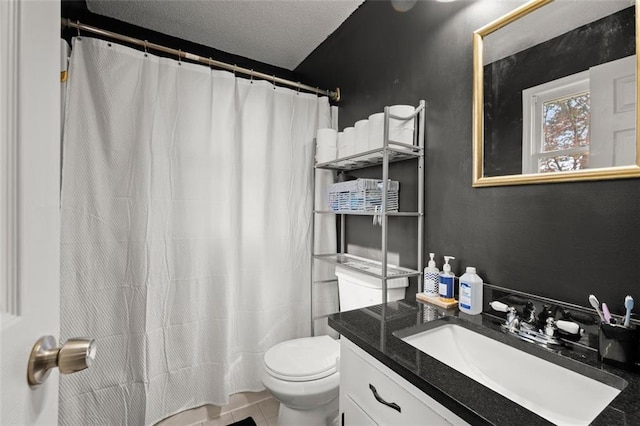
[328,296,640,425]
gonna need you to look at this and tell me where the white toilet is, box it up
[261,264,409,425]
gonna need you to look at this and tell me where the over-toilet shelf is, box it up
[315,143,422,172]
[310,100,426,335]
[313,253,421,280]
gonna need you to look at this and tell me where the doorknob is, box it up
[27,335,97,388]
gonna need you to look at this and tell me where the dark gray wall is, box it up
[296,0,640,314]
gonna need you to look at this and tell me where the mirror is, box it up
[473,0,640,186]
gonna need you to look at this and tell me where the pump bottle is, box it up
[438,256,456,302]
[423,253,439,296]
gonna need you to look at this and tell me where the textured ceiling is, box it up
[86,0,364,70]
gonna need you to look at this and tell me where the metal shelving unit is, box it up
[311,100,426,335]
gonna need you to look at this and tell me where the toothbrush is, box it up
[624,295,634,328]
[602,303,612,324]
[589,294,606,323]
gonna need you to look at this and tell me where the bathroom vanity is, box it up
[329,291,640,425]
[340,337,466,425]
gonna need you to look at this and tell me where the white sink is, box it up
[399,323,625,425]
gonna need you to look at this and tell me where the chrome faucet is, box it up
[491,301,528,335]
[521,301,536,324]
[505,306,520,332]
[489,300,582,347]
[490,301,520,330]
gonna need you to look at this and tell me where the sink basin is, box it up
[398,321,626,425]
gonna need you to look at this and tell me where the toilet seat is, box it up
[264,335,339,382]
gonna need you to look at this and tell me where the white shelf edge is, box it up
[313,253,421,280]
[313,210,422,217]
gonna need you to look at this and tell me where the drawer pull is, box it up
[369,383,401,413]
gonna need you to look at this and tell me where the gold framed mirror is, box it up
[473,0,640,186]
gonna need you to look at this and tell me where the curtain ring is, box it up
[272,75,276,90]
[233,64,237,76]
[178,49,182,65]
[297,83,301,95]
[250,69,254,84]
[143,40,148,57]
[76,20,81,39]
[209,57,213,70]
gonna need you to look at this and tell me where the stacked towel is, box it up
[315,128,337,163]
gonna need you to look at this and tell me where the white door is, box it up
[1,0,62,424]
[589,55,637,168]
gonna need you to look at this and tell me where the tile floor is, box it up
[156,391,279,426]
[203,398,279,426]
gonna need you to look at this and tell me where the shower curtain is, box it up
[59,37,335,425]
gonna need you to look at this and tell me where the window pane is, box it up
[538,152,589,173]
[543,92,590,153]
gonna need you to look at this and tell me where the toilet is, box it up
[261,264,409,425]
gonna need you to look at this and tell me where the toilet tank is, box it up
[335,264,409,311]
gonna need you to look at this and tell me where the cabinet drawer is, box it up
[340,338,466,425]
[341,394,378,426]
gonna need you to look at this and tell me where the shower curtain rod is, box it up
[61,19,341,102]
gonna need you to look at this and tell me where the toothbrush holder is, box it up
[598,323,639,369]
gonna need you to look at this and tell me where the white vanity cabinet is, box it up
[340,338,468,426]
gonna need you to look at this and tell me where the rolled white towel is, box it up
[368,112,385,150]
[354,119,369,154]
[316,128,337,163]
[389,105,415,144]
[340,127,356,158]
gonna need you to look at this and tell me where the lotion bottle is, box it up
[423,253,439,296]
[459,267,483,315]
[438,256,456,302]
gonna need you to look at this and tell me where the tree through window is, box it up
[539,92,590,173]
[521,71,590,174]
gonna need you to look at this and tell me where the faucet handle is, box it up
[544,318,584,338]
[491,301,520,331]
[556,320,583,336]
[489,301,510,313]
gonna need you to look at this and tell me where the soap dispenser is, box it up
[423,253,439,296]
[438,256,456,302]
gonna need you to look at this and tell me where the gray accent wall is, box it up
[295,1,640,313]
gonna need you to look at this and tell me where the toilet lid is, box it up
[264,335,339,382]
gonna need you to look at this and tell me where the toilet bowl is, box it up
[261,335,340,426]
[262,265,408,425]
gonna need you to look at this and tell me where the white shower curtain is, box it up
[59,37,334,425]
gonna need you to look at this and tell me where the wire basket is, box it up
[328,179,399,212]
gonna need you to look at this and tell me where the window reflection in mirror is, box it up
[522,71,591,174]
